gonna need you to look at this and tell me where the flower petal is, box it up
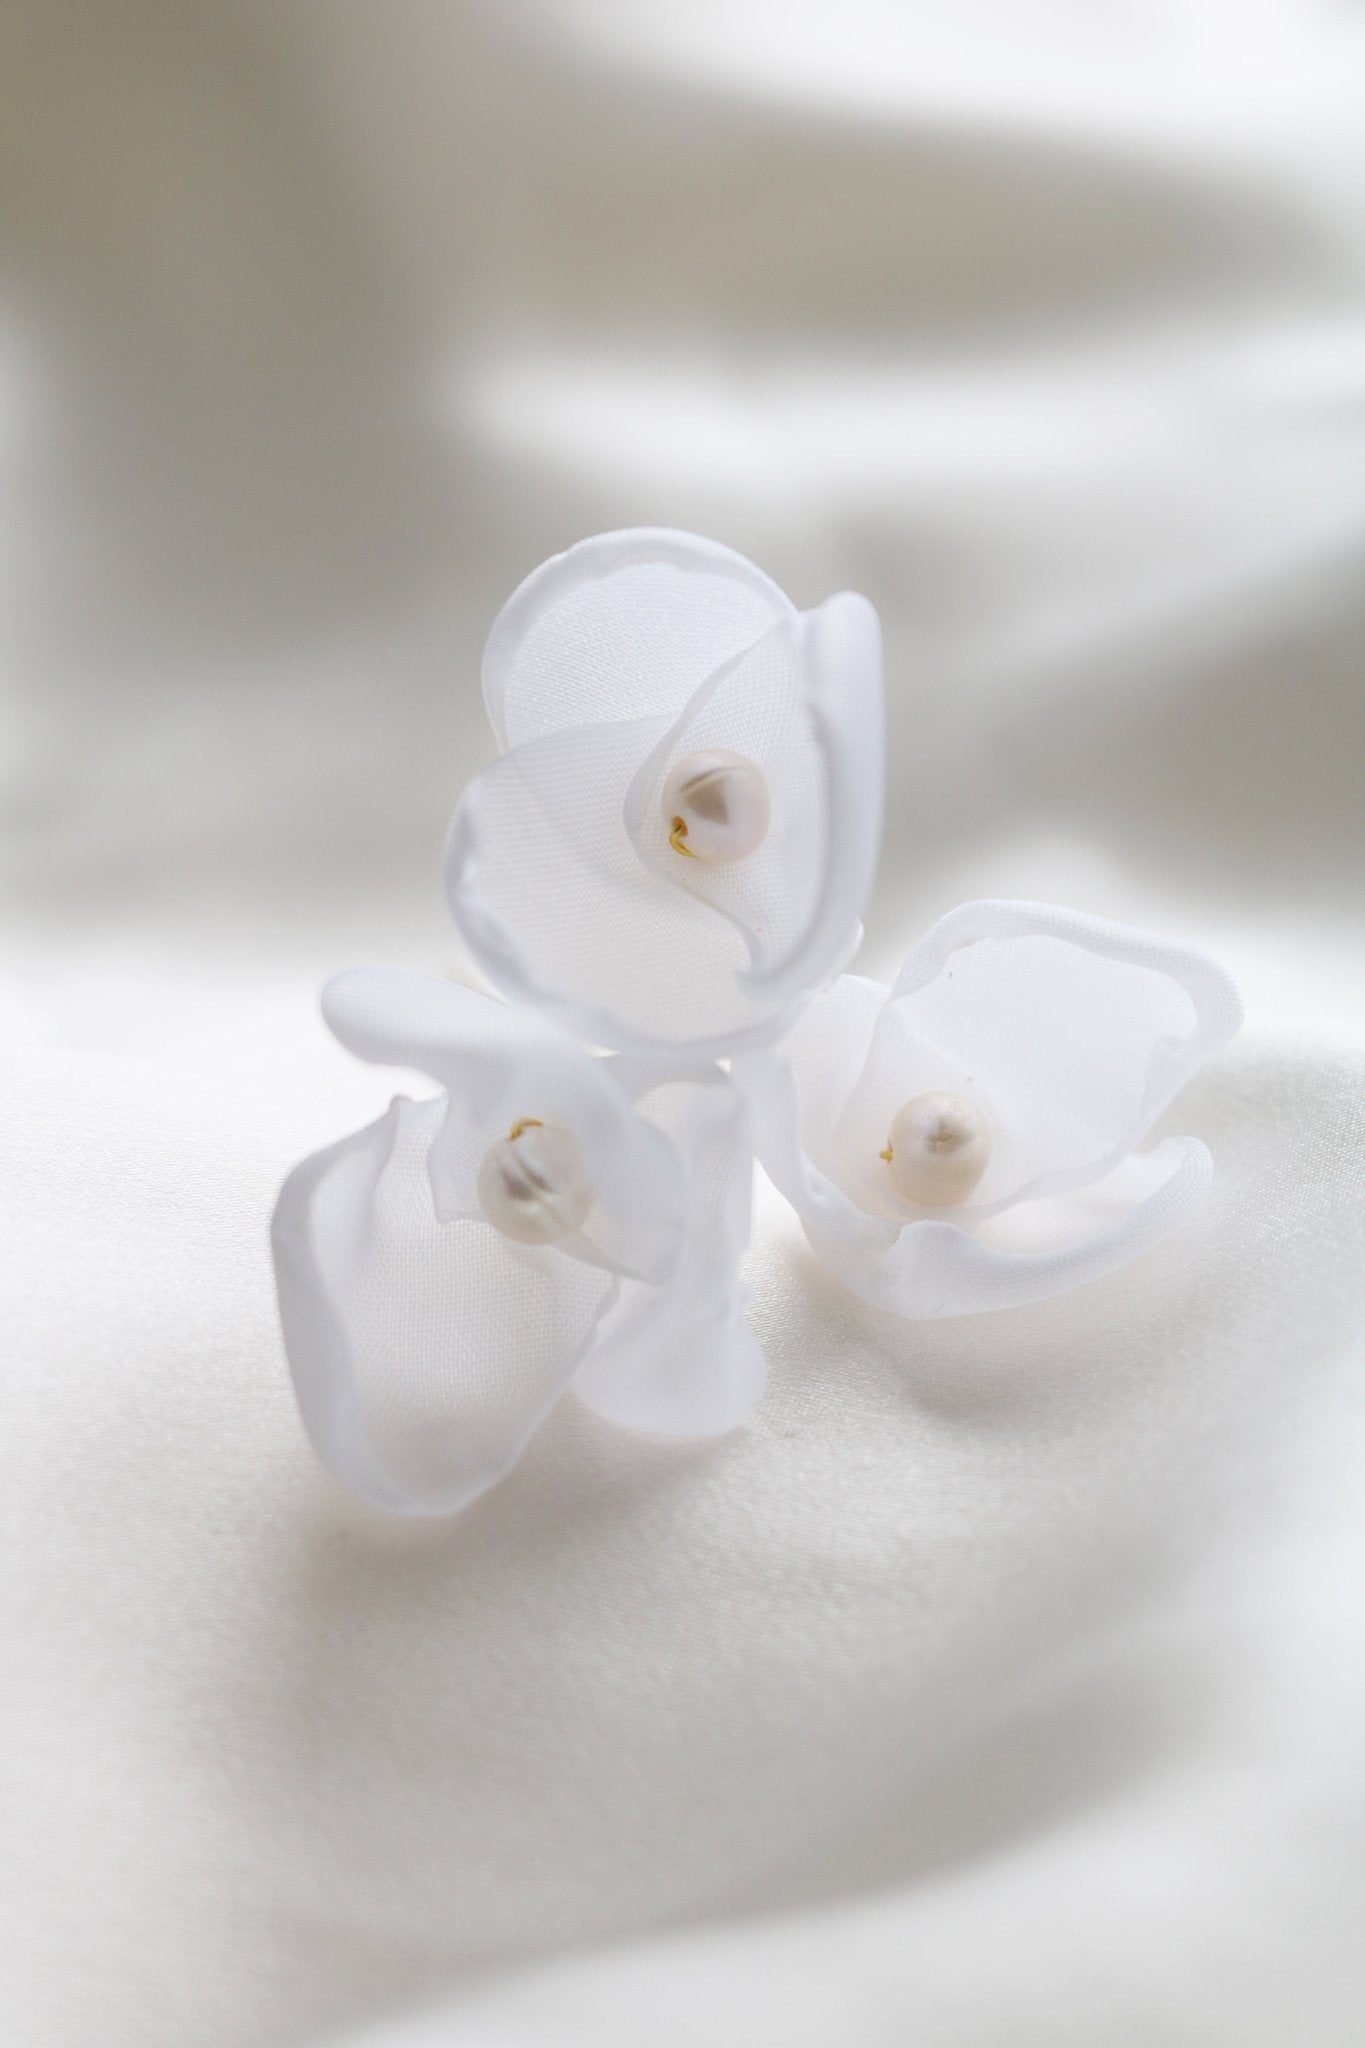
[735,980,896,1257]
[808,1134,1213,1318]
[447,740,792,1056]
[836,900,1242,1218]
[753,589,884,1010]
[322,966,687,1284]
[570,1067,764,1437]
[624,591,883,1005]
[272,1095,615,1515]
[482,527,794,749]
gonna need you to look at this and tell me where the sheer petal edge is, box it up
[809,1134,1212,1319]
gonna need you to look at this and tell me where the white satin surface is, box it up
[2,6,1364,2046]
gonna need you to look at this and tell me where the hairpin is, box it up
[273,528,1241,1512]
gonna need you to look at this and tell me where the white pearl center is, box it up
[882,1092,990,1208]
[662,750,771,866]
[477,1119,593,1246]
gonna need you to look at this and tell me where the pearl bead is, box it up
[662,750,771,866]
[882,1093,990,1208]
[477,1119,593,1246]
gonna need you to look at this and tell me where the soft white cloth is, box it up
[2,5,1363,2046]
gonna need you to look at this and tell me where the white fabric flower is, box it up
[445,528,884,1058]
[737,900,1243,1318]
[272,968,763,1514]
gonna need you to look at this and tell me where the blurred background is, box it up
[1,0,1363,1072]
[4,12,1365,2047]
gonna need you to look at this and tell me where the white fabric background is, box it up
[1,5,1363,2044]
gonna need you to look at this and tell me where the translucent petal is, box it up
[447,593,884,1057]
[448,737,788,1056]
[272,1096,614,1516]
[624,592,883,1005]
[735,980,895,1258]
[623,615,820,976]
[570,1068,764,1437]
[755,589,884,1011]
[834,901,1241,1219]
[322,966,687,1284]
[808,1136,1213,1318]
[482,527,794,749]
